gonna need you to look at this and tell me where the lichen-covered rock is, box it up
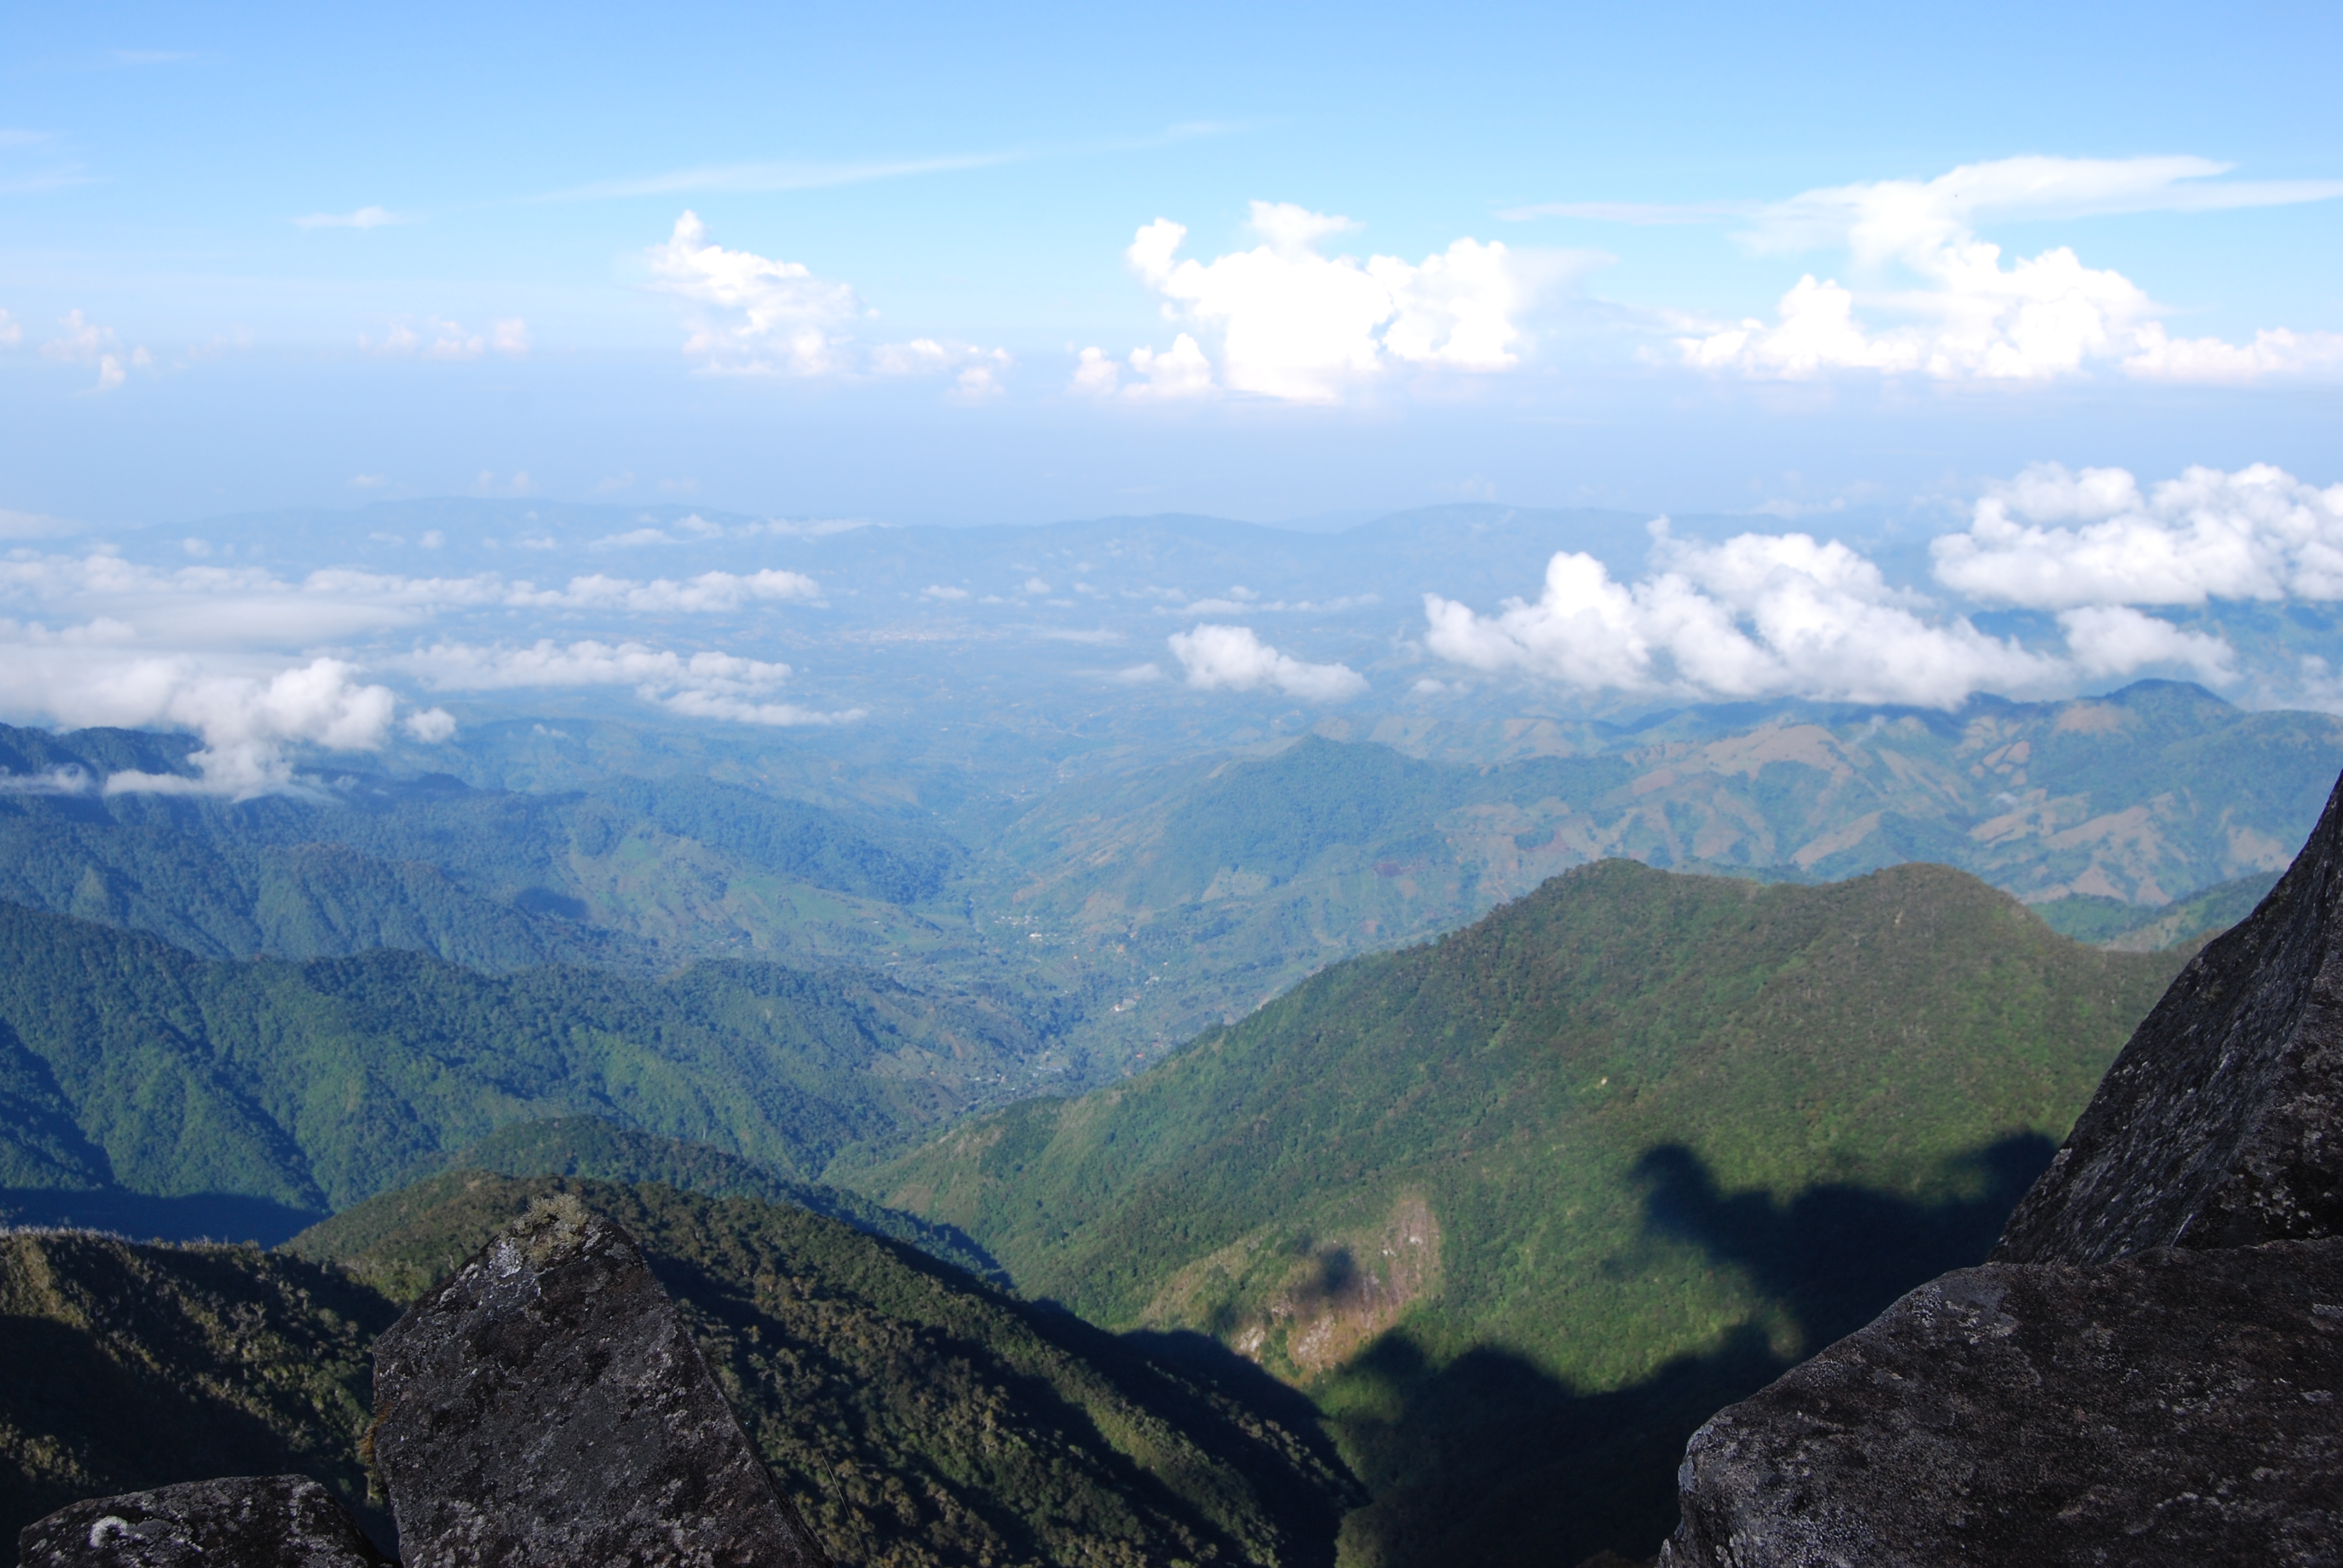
[17,1475,390,1567]
[369,1195,827,1568]
[1996,773,2343,1269]
[1661,1238,2343,1568]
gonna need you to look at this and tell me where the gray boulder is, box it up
[1662,1239,2343,1567]
[16,1475,390,1567]
[369,1194,828,1568]
[1995,774,2343,1267]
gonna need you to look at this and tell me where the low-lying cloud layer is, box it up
[1423,460,2318,707]
[401,639,863,726]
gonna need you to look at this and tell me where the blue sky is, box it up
[11,2,2343,774]
[5,0,2341,526]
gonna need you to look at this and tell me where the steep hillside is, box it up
[862,858,2195,1564]
[289,1177,1360,1567]
[0,901,1045,1232]
[0,1230,396,1547]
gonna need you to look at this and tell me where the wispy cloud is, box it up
[1502,157,2343,235]
[550,151,1020,203]
[1499,200,1756,224]
[537,120,1247,203]
[294,205,412,230]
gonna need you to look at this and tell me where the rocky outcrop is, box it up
[1662,772,2343,1566]
[18,1475,390,1567]
[1666,1240,2343,1566]
[369,1194,829,1568]
[1994,776,2343,1266]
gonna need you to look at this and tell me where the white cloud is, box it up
[920,584,970,601]
[2056,604,2235,684]
[293,206,410,230]
[492,318,531,354]
[1676,155,2343,382]
[2123,323,2343,382]
[1126,333,1216,399]
[403,706,457,742]
[0,765,97,796]
[516,568,824,613]
[1932,462,2343,607]
[646,209,861,374]
[1739,156,2343,255]
[349,474,387,489]
[1167,624,1368,701]
[401,638,863,727]
[1123,203,1533,402]
[1070,345,1121,397]
[0,652,406,797]
[1420,472,2333,707]
[1424,529,2069,708]
[0,309,20,347]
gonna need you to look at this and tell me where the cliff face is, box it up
[1662,773,2343,1567]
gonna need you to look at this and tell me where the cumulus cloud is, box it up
[1418,462,2343,707]
[1121,203,1537,402]
[646,209,862,374]
[0,652,407,796]
[1675,155,2343,382]
[1166,624,1368,701]
[0,309,21,348]
[1931,462,2343,607]
[402,638,862,727]
[1424,528,2073,708]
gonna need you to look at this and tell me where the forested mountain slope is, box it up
[862,858,2197,1563]
[292,1176,1358,1568]
[0,722,970,974]
[0,1229,396,1546]
[0,901,1043,1233]
[0,1178,1357,1566]
[987,682,2340,1059]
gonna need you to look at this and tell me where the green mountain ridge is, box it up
[6,681,2332,1080]
[980,682,2339,1061]
[0,900,1047,1232]
[860,857,2197,1563]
